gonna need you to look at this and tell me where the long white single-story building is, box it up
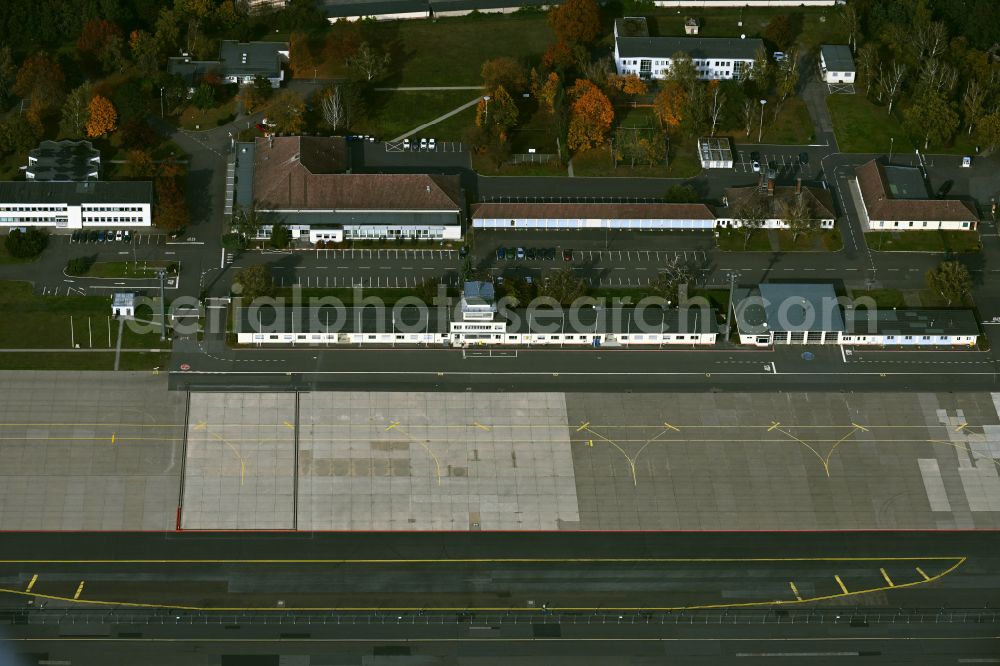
[614,17,762,80]
[238,136,465,242]
[734,283,980,347]
[0,181,152,230]
[855,160,978,231]
[716,179,836,230]
[472,202,717,230]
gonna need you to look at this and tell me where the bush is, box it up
[221,232,248,251]
[66,256,95,275]
[192,83,216,110]
[5,228,49,258]
[270,224,291,249]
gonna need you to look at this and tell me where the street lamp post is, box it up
[482,95,491,125]
[160,87,164,118]
[757,99,767,143]
[888,137,894,164]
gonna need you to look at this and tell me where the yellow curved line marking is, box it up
[2,557,965,612]
[771,426,830,474]
[210,432,245,485]
[391,424,442,486]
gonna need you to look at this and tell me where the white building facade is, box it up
[819,44,856,84]
[0,182,153,230]
[472,202,717,230]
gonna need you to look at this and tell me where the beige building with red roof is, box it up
[854,159,978,232]
[237,136,464,242]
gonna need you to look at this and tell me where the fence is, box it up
[509,152,557,165]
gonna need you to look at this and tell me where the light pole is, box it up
[157,270,167,341]
[888,136,894,164]
[482,95,491,125]
[757,99,767,143]
[160,87,165,118]
[725,271,741,342]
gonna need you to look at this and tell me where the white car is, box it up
[403,138,410,150]
[751,160,761,173]
[420,138,428,150]
[428,138,437,150]
[962,156,972,168]
[115,230,124,241]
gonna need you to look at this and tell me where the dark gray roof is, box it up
[27,141,99,182]
[504,306,717,335]
[264,211,460,227]
[734,283,845,333]
[235,142,256,208]
[617,35,763,61]
[316,0,427,18]
[464,281,495,302]
[846,309,979,337]
[821,44,855,72]
[239,305,448,335]
[168,40,286,82]
[0,181,152,205]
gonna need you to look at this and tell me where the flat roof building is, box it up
[0,181,153,230]
[26,141,100,182]
[819,44,855,84]
[697,137,733,169]
[169,40,289,88]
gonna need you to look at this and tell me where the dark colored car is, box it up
[97,230,106,242]
[169,227,187,239]
[544,248,556,260]
[88,230,99,242]
[527,248,536,260]
[563,249,573,261]
[459,245,468,258]
[936,180,954,198]
[496,247,506,260]
[798,152,809,165]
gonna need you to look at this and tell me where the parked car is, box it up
[123,230,132,242]
[70,231,80,243]
[962,156,972,168]
[255,123,268,132]
[544,248,556,260]
[936,180,954,198]
[562,248,573,261]
[420,138,428,150]
[106,230,116,241]
[496,275,505,286]
[88,230,99,242]
[403,138,410,150]
[506,247,516,260]
[516,247,525,260]
[526,248,537,260]
[115,230,124,241]
[97,230,106,242]
[428,138,436,150]
[751,160,761,173]
[459,245,468,258]
[496,247,505,260]
[525,275,533,285]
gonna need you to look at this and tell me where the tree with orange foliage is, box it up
[653,80,687,128]
[566,79,614,151]
[481,57,528,94]
[86,94,117,138]
[609,73,648,96]
[289,32,316,77]
[476,85,519,142]
[549,0,601,45]
[535,71,562,115]
[77,20,121,61]
[542,40,576,73]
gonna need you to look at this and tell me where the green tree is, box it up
[538,268,586,305]
[59,82,92,139]
[925,261,971,305]
[748,46,772,94]
[269,223,291,249]
[0,46,15,102]
[346,41,390,82]
[481,57,528,94]
[664,184,699,203]
[976,112,1000,152]
[234,202,263,241]
[476,84,519,141]
[4,227,49,258]
[761,14,802,51]
[13,51,66,120]
[856,43,879,97]
[234,263,274,302]
[191,82,216,110]
[0,113,42,157]
[904,92,959,150]
[238,74,274,114]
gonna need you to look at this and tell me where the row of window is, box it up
[82,217,145,223]
[873,220,972,229]
[0,205,67,212]
[83,206,144,212]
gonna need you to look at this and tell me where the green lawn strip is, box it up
[0,352,115,370]
[827,95,907,154]
[272,287,458,305]
[68,260,176,279]
[848,289,906,309]
[422,104,476,140]
[760,98,814,145]
[0,281,114,349]
[919,290,973,308]
[716,229,772,252]
[116,352,173,371]
[352,90,482,140]
[776,229,843,251]
[179,102,237,131]
[473,153,567,177]
[865,231,982,253]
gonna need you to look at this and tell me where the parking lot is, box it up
[491,247,708,265]
[310,248,458,260]
[733,149,813,177]
[65,229,160,245]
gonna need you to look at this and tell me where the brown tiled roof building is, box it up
[854,159,977,231]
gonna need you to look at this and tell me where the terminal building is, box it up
[237,136,465,242]
[236,281,719,347]
[733,283,980,347]
[471,202,717,231]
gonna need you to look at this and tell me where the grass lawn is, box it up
[776,228,843,251]
[116,351,172,370]
[0,352,115,370]
[272,287,458,304]
[848,289,907,309]
[827,94,908,154]
[68,260,177,279]
[760,98,814,145]
[0,281,113,349]
[351,90,482,141]
[424,104,477,140]
[865,230,982,253]
[473,153,567,176]
[311,13,554,86]
[179,102,237,131]
[589,287,729,311]
[716,228,772,251]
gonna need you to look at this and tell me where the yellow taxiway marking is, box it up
[192,421,207,431]
[73,581,85,600]
[851,422,869,432]
[955,423,969,433]
[916,567,930,581]
[110,433,116,445]
[384,421,400,431]
[576,422,590,432]
[663,423,680,432]
[880,568,895,587]
[834,575,849,594]
[473,422,491,431]
[0,556,964,612]
[586,439,593,447]
[25,575,37,593]
[283,421,294,430]
[789,581,802,601]
[768,421,781,432]
[210,433,246,485]
[388,423,442,486]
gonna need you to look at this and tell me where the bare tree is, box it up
[919,58,957,96]
[774,48,800,117]
[920,21,949,60]
[742,98,756,138]
[347,42,390,82]
[320,85,348,131]
[963,78,988,135]
[651,256,695,303]
[734,192,768,250]
[580,56,613,87]
[878,61,906,115]
[708,83,726,137]
[840,4,860,53]
[856,43,879,97]
[780,194,815,243]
